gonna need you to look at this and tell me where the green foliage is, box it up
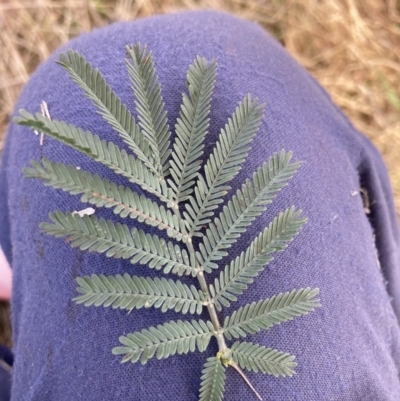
[210,207,307,310]
[197,151,302,271]
[73,274,206,314]
[199,357,226,401]
[230,341,297,377]
[42,211,196,276]
[16,43,320,401]
[169,56,217,204]
[24,158,188,241]
[16,110,172,203]
[126,45,171,177]
[223,288,320,340]
[183,95,264,237]
[57,50,155,173]
[113,319,213,364]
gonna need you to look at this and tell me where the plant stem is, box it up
[230,362,263,401]
[187,242,228,351]
[174,207,262,400]
[174,207,227,350]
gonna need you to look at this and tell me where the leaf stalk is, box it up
[230,361,263,401]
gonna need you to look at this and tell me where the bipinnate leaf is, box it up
[15,111,172,203]
[223,288,320,340]
[197,151,302,271]
[169,56,217,204]
[57,50,156,174]
[16,47,321,401]
[73,274,205,314]
[230,341,297,377]
[24,158,188,241]
[199,356,226,401]
[210,207,307,310]
[184,95,265,236]
[126,44,171,177]
[113,319,214,364]
[41,212,197,276]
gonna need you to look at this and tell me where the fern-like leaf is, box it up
[113,319,214,364]
[223,288,320,340]
[210,207,306,310]
[73,274,205,314]
[57,50,156,174]
[184,95,264,236]
[230,341,297,377]
[16,48,321,400]
[199,356,226,401]
[197,151,301,271]
[41,212,198,276]
[126,44,171,177]
[24,158,188,241]
[169,56,217,204]
[15,111,172,203]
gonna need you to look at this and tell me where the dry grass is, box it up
[0,301,11,347]
[0,0,399,344]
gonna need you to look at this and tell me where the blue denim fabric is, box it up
[1,10,400,400]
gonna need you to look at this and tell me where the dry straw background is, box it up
[0,0,399,344]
